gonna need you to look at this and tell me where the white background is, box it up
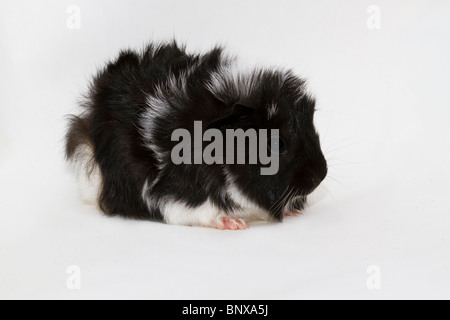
[1,0,449,299]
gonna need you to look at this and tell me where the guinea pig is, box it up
[65,41,327,230]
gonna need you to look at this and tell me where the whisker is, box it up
[324,175,350,191]
[327,162,364,168]
[282,187,297,211]
[269,186,289,212]
[322,134,361,152]
[324,140,365,155]
[320,184,339,204]
[321,106,336,144]
[273,186,294,213]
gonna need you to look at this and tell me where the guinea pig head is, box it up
[207,70,327,220]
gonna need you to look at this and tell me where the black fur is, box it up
[65,41,327,223]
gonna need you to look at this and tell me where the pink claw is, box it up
[216,217,249,230]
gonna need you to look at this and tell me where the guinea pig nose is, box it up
[311,165,327,189]
[318,167,328,183]
[314,158,328,181]
[321,165,328,180]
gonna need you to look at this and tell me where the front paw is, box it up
[215,216,249,230]
[283,210,302,217]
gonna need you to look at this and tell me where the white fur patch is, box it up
[206,62,297,109]
[141,179,149,202]
[141,170,273,227]
[283,194,305,213]
[161,198,223,228]
[139,86,170,166]
[206,63,260,104]
[224,169,273,222]
[267,103,278,119]
[139,66,197,168]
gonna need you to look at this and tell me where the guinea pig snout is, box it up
[301,160,328,192]
[315,161,328,185]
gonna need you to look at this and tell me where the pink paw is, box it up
[283,210,302,217]
[216,217,249,230]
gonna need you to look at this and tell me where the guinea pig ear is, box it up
[207,103,254,130]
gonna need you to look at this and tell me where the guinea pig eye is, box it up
[268,136,287,154]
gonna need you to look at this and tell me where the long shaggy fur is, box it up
[65,41,327,227]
